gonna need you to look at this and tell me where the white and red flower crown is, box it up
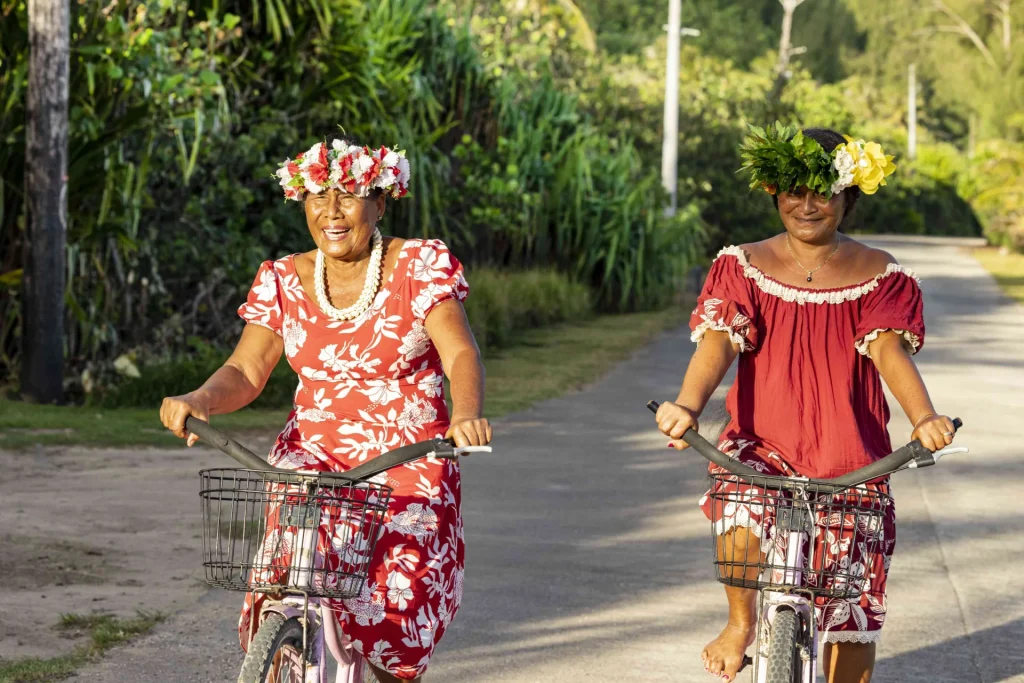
[275,138,411,201]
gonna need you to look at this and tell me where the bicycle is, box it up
[185,416,492,683]
[646,401,966,683]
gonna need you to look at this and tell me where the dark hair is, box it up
[772,127,860,223]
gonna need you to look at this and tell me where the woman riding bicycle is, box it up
[160,134,491,682]
[655,126,957,683]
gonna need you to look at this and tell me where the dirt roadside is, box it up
[0,433,277,662]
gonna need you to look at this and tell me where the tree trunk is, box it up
[769,0,806,101]
[908,63,917,161]
[21,0,70,404]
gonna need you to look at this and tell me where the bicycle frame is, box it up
[250,594,370,683]
[753,490,817,683]
[646,400,966,683]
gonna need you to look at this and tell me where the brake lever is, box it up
[428,439,493,460]
[909,445,969,468]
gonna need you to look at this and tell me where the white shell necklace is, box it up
[314,228,383,321]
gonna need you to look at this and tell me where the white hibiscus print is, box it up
[252,268,278,302]
[343,581,387,627]
[387,571,414,610]
[417,372,443,398]
[386,503,439,541]
[412,245,453,282]
[397,396,437,432]
[277,271,304,302]
[397,321,431,361]
[282,317,307,358]
[357,380,405,407]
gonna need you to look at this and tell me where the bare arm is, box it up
[424,299,491,447]
[867,331,955,451]
[160,324,283,445]
[657,330,738,449]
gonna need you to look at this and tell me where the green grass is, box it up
[0,612,164,683]
[483,307,687,417]
[974,247,1024,305]
[0,401,290,450]
[0,307,686,449]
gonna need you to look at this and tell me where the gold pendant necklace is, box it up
[786,234,841,282]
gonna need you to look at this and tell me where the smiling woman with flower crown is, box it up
[160,134,491,682]
[655,125,956,683]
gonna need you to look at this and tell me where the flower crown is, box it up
[275,138,411,201]
[739,122,896,198]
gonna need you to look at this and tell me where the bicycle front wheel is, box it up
[238,614,306,683]
[764,608,801,683]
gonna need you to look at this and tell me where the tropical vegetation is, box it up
[1,0,1021,404]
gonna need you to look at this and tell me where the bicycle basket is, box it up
[707,473,891,600]
[199,468,392,599]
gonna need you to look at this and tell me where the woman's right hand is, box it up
[656,401,700,450]
[160,391,210,447]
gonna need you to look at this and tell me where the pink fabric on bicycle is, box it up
[236,239,469,680]
[691,246,924,642]
[690,248,925,480]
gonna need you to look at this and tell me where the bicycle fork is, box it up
[753,516,818,682]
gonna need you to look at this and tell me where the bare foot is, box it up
[701,622,756,681]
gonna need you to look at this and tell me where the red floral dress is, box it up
[236,239,469,679]
[691,246,925,645]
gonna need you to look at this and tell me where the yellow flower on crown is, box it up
[840,136,896,195]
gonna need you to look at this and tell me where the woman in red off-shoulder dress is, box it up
[655,128,957,683]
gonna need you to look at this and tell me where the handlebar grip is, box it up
[342,439,452,481]
[184,416,278,472]
[646,401,769,479]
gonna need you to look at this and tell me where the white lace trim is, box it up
[691,319,753,352]
[716,246,920,306]
[819,629,883,645]
[854,328,922,357]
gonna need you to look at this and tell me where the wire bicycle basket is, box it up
[707,473,891,600]
[199,468,392,599]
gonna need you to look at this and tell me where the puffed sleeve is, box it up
[853,268,925,358]
[409,239,469,320]
[690,251,760,352]
[237,260,284,336]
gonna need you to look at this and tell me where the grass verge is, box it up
[1,306,686,449]
[973,246,1024,305]
[0,400,289,450]
[0,612,164,683]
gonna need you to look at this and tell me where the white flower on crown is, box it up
[275,137,412,201]
[376,165,398,188]
[396,156,411,185]
[831,148,856,196]
[300,142,324,170]
[352,154,376,184]
[275,163,293,186]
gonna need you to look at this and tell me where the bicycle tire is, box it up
[764,609,801,683]
[238,614,306,683]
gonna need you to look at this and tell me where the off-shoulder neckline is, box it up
[715,245,921,305]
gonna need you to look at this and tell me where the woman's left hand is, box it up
[446,417,492,448]
[911,413,957,452]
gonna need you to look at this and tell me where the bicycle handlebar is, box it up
[184,416,458,483]
[646,401,962,490]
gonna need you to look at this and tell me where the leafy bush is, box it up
[1,0,705,393]
[463,268,593,352]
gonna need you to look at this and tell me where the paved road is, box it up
[75,236,1024,682]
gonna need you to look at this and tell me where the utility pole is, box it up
[907,63,917,161]
[22,0,70,404]
[661,0,699,218]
